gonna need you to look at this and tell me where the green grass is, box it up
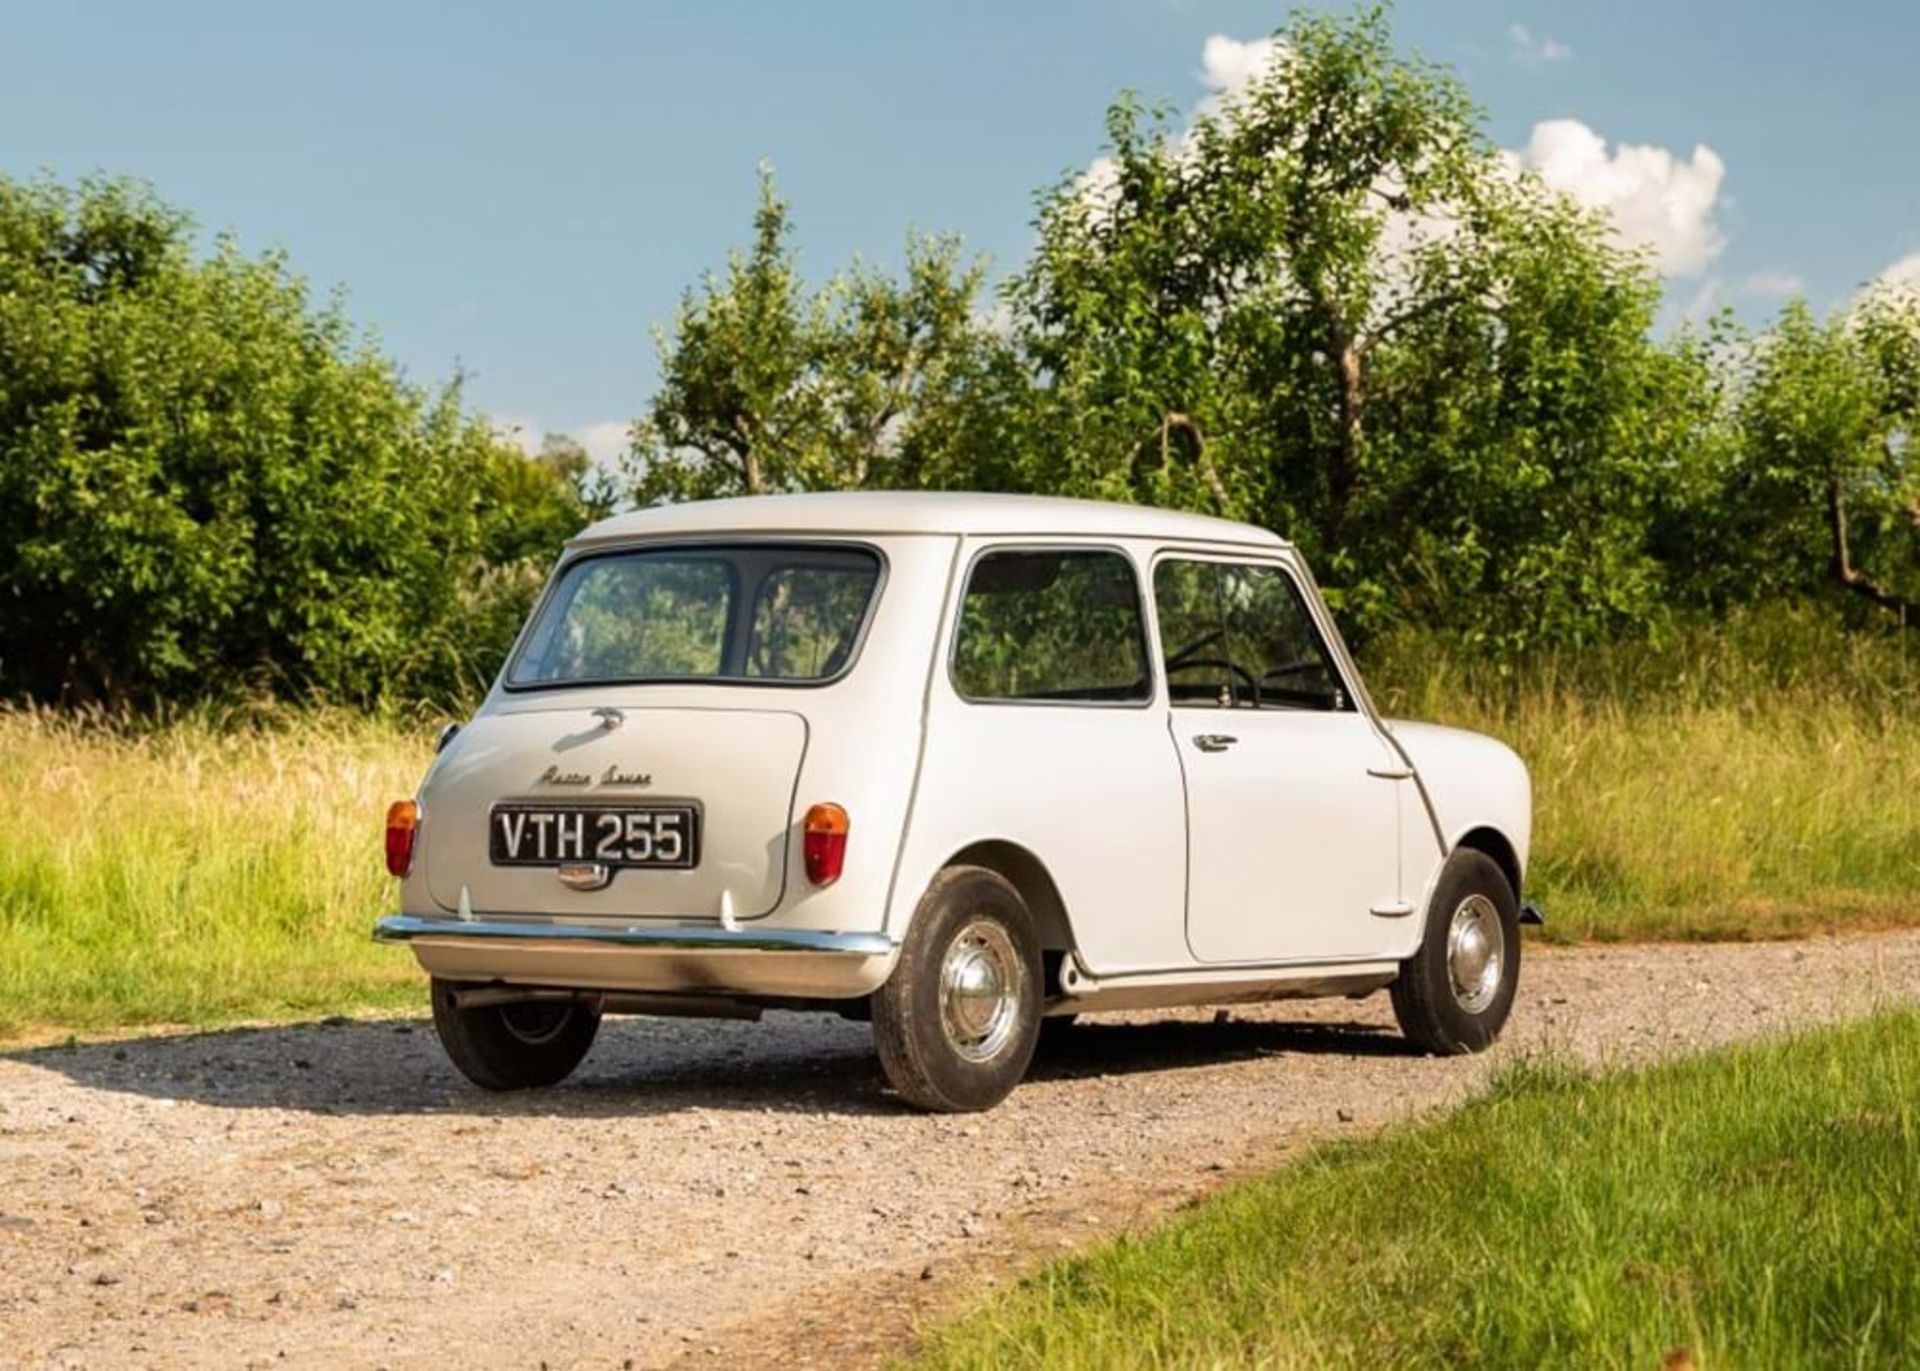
[0,607,1913,1040]
[908,1010,1920,1369]
[0,706,428,1039]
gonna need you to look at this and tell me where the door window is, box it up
[951,549,1151,704]
[1153,559,1348,710]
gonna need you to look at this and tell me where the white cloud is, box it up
[494,416,631,468]
[1087,34,1730,294]
[1508,23,1572,66]
[1503,119,1728,277]
[493,416,543,457]
[1874,252,1920,296]
[576,421,632,467]
[1199,34,1284,97]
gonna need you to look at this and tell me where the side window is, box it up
[1153,559,1348,710]
[952,549,1151,704]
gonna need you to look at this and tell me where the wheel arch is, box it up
[938,839,1075,956]
[1453,825,1523,904]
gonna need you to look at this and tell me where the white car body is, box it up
[379,492,1533,1025]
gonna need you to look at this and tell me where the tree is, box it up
[1003,7,1685,645]
[1716,293,1920,624]
[0,174,598,707]
[624,168,1001,503]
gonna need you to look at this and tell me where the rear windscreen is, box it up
[507,544,882,688]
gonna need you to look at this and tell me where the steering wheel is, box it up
[1259,659,1325,684]
[1163,628,1225,676]
[1166,656,1260,705]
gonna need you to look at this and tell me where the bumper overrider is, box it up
[373,915,898,1000]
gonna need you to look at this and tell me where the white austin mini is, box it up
[378,493,1538,1112]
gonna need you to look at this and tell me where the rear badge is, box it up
[534,763,653,788]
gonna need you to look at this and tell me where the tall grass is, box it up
[909,1009,1920,1369]
[1367,607,1920,940]
[0,607,1913,1038]
[0,707,428,1038]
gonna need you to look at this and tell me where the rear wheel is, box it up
[872,866,1042,1112]
[430,979,601,1090]
[1390,850,1521,1055]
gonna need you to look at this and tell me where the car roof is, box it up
[570,491,1289,549]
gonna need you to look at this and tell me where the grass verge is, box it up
[907,1009,1920,1369]
[0,707,427,1039]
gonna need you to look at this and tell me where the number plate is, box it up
[488,804,700,870]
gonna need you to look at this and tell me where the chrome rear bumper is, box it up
[374,915,897,999]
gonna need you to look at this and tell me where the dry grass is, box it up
[0,706,429,1038]
[1,608,1914,1038]
[1370,609,1920,941]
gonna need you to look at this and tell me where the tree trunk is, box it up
[1330,333,1364,536]
[1161,412,1229,515]
[1134,411,1229,514]
[1827,477,1920,624]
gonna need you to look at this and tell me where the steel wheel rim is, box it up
[938,919,1021,1063]
[1446,894,1505,1015]
[499,1002,573,1045]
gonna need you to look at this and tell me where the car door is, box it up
[1153,553,1405,964]
[902,541,1192,976]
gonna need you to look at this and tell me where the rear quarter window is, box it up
[951,548,1151,704]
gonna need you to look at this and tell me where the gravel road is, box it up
[3,930,1917,1370]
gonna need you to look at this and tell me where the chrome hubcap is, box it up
[939,920,1020,1062]
[1446,894,1505,1015]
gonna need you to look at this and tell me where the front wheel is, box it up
[430,979,601,1090]
[1390,850,1521,1055]
[871,866,1042,1112]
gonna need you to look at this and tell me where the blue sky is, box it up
[4,1,1916,458]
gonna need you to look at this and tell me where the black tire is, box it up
[871,866,1042,1113]
[1391,850,1521,1055]
[429,979,601,1090]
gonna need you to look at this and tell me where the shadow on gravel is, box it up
[7,1007,1411,1118]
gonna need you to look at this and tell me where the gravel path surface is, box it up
[3,930,1917,1370]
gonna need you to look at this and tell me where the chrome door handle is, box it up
[1367,765,1414,780]
[1193,733,1238,753]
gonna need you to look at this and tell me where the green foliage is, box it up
[0,174,603,708]
[911,1009,1920,1368]
[632,9,1920,654]
[625,167,1004,502]
[999,7,1684,648]
[1666,294,1920,619]
[8,11,1920,706]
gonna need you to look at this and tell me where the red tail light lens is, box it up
[385,799,420,877]
[802,803,849,886]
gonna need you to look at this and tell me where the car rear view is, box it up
[377,529,934,1089]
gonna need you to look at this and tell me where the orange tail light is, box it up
[802,803,849,886]
[385,799,420,877]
